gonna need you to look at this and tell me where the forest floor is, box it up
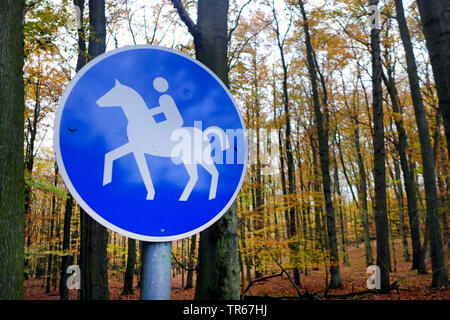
[24,240,450,300]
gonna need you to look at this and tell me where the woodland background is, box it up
[0,0,449,300]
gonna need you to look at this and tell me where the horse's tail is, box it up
[203,126,230,150]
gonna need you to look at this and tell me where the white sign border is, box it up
[54,45,248,242]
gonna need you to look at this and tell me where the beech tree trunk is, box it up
[194,0,240,300]
[416,0,450,160]
[333,148,349,265]
[299,0,342,289]
[59,195,73,300]
[45,163,58,294]
[353,113,374,266]
[369,0,391,292]
[268,2,301,285]
[391,158,411,263]
[250,46,264,279]
[60,0,86,300]
[79,0,109,300]
[381,67,426,273]
[122,238,136,295]
[0,0,25,300]
[185,234,196,289]
[399,0,448,286]
[171,0,240,299]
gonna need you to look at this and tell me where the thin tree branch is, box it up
[170,0,197,37]
[172,252,197,272]
[228,0,253,43]
[244,273,282,293]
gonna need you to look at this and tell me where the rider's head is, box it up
[153,77,169,93]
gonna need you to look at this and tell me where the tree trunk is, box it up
[195,0,240,300]
[80,208,109,300]
[399,0,448,286]
[391,158,411,263]
[195,202,240,300]
[0,0,25,300]
[79,0,109,300]
[59,195,73,300]
[298,0,342,289]
[171,0,240,299]
[353,209,359,248]
[333,148,349,265]
[369,0,390,292]
[251,47,264,279]
[46,163,58,294]
[416,0,450,160]
[280,50,301,288]
[433,114,450,255]
[122,238,136,295]
[60,0,86,300]
[185,234,196,289]
[272,9,300,286]
[311,134,323,268]
[353,112,374,266]
[381,67,426,273]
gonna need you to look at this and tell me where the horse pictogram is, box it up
[96,77,229,201]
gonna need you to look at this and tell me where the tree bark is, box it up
[381,67,426,273]
[251,46,264,279]
[332,147,349,265]
[398,0,448,286]
[185,234,196,289]
[59,195,73,300]
[45,163,58,294]
[273,91,290,264]
[79,0,109,300]
[60,0,86,300]
[122,238,136,295]
[392,158,411,263]
[195,0,240,300]
[353,112,374,266]
[0,0,25,300]
[416,0,450,160]
[369,0,391,292]
[171,0,240,299]
[310,134,324,267]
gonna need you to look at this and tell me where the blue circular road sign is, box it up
[54,45,247,241]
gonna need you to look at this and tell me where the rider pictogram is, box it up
[97,77,229,201]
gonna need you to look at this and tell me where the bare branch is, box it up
[228,0,253,43]
[227,19,272,71]
[170,0,197,37]
[171,252,197,271]
[244,273,282,293]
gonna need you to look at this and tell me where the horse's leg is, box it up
[179,163,198,201]
[133,152,155,200]
[103,142,132,185]
[201,161,219,200]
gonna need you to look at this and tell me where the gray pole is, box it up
[140,241,172,300]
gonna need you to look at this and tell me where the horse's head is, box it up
[96,79,126,107]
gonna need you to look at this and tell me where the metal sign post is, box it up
[141,241,172,300]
